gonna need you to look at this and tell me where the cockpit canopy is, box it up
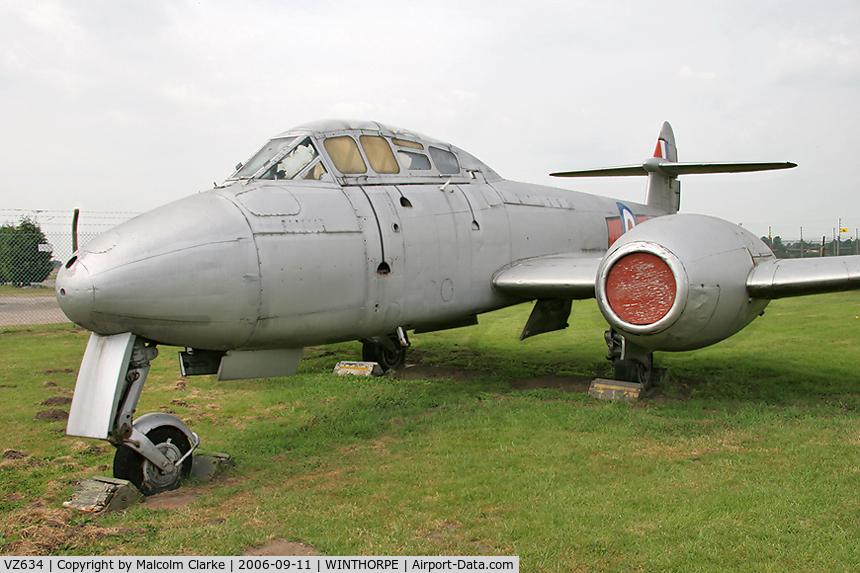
[226,120,498,185]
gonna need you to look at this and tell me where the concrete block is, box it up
[333,361,384,377]
[192,451,234,481]
[63,476,143,513]
[589,379,648,402]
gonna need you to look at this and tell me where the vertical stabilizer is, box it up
[549,123,795,216]
[646,122,680,214]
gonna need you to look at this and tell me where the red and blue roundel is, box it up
[606,202,647,247]
[618,202,638,233]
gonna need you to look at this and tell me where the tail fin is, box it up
[647,122,680,213]
[550,122,796,215]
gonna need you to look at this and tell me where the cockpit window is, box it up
[302,161,328,180]
[233,136,297,179]
[429,147,460,174]
[392,137,423,150]
[360,135,400,174]
[324,136,367,174]
[258,138,319,180]
[397,150,431,170]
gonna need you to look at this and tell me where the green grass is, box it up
[0,268,58,297]
[2,293,860,570]
[0,284,55,297]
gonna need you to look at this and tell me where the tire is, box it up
[613,358,652,385]
[362,337,406,372]
[113,425,192,496]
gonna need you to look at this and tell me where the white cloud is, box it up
[161,84,226,109]
[772,34,860,81]
[679,66,717,80]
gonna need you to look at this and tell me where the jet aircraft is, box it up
[56,120,860,494]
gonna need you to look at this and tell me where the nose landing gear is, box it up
[67,332,199,496]
[113,417,195,495]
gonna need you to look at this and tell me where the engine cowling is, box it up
[596,214,774,352]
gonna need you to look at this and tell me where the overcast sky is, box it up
[2,0,858,241]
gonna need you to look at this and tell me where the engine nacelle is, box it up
[596,214,774,352]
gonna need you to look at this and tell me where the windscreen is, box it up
[258,139,319,180]
[232,136,297,179]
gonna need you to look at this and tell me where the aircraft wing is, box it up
[493,249,860,301]
[747,255,860,298]
[492,252,602,300]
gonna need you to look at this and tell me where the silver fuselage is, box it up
[56,121,664,351]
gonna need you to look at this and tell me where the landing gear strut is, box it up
[361,327,410,372]
[605,329,655,385]
[66,333,199,495]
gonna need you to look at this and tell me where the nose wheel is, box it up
[114,425,193,496]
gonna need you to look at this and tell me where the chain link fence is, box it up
[0,230,101,326]
[1,208,857,327]
[1,209,137,327]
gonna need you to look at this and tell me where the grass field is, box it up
[2,293,860,570]
[0,284,55,297]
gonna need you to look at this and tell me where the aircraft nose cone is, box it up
[55,191,261,349]
[56,256,95,329]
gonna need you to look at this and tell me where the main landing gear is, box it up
[605,329,655,386]
[66,333,199,496]
[361,327,410,372]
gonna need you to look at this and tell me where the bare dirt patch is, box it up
[2,493,26,504]
[41,396,72,407]
[3,449,28,460]
[242,539,319,556]
[34,409,68,421]
[0,501,131,556]
[392,362,594,395]
[392,363,483,383]
[77,445,105,456]
[425,521,461,541]
[142,491,200,510]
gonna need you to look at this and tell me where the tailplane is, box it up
[550,122,796,215]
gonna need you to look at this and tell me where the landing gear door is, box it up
[67,332,136,440]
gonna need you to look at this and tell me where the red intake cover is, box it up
[606,252,676,325]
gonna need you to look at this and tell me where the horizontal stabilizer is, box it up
[550,165,646,178]
[552,122,797,214]
[660,161,797,176]
[551,161,797,178]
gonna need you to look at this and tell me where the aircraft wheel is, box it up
[113,425,192,496]
[613,358,652,386]
[362,337,406,372]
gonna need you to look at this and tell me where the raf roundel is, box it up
[605,252,676,325]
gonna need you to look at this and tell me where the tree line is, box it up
[0,218,54,286]
[760,235,860,258]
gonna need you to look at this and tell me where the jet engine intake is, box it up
[596,214,774,352]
